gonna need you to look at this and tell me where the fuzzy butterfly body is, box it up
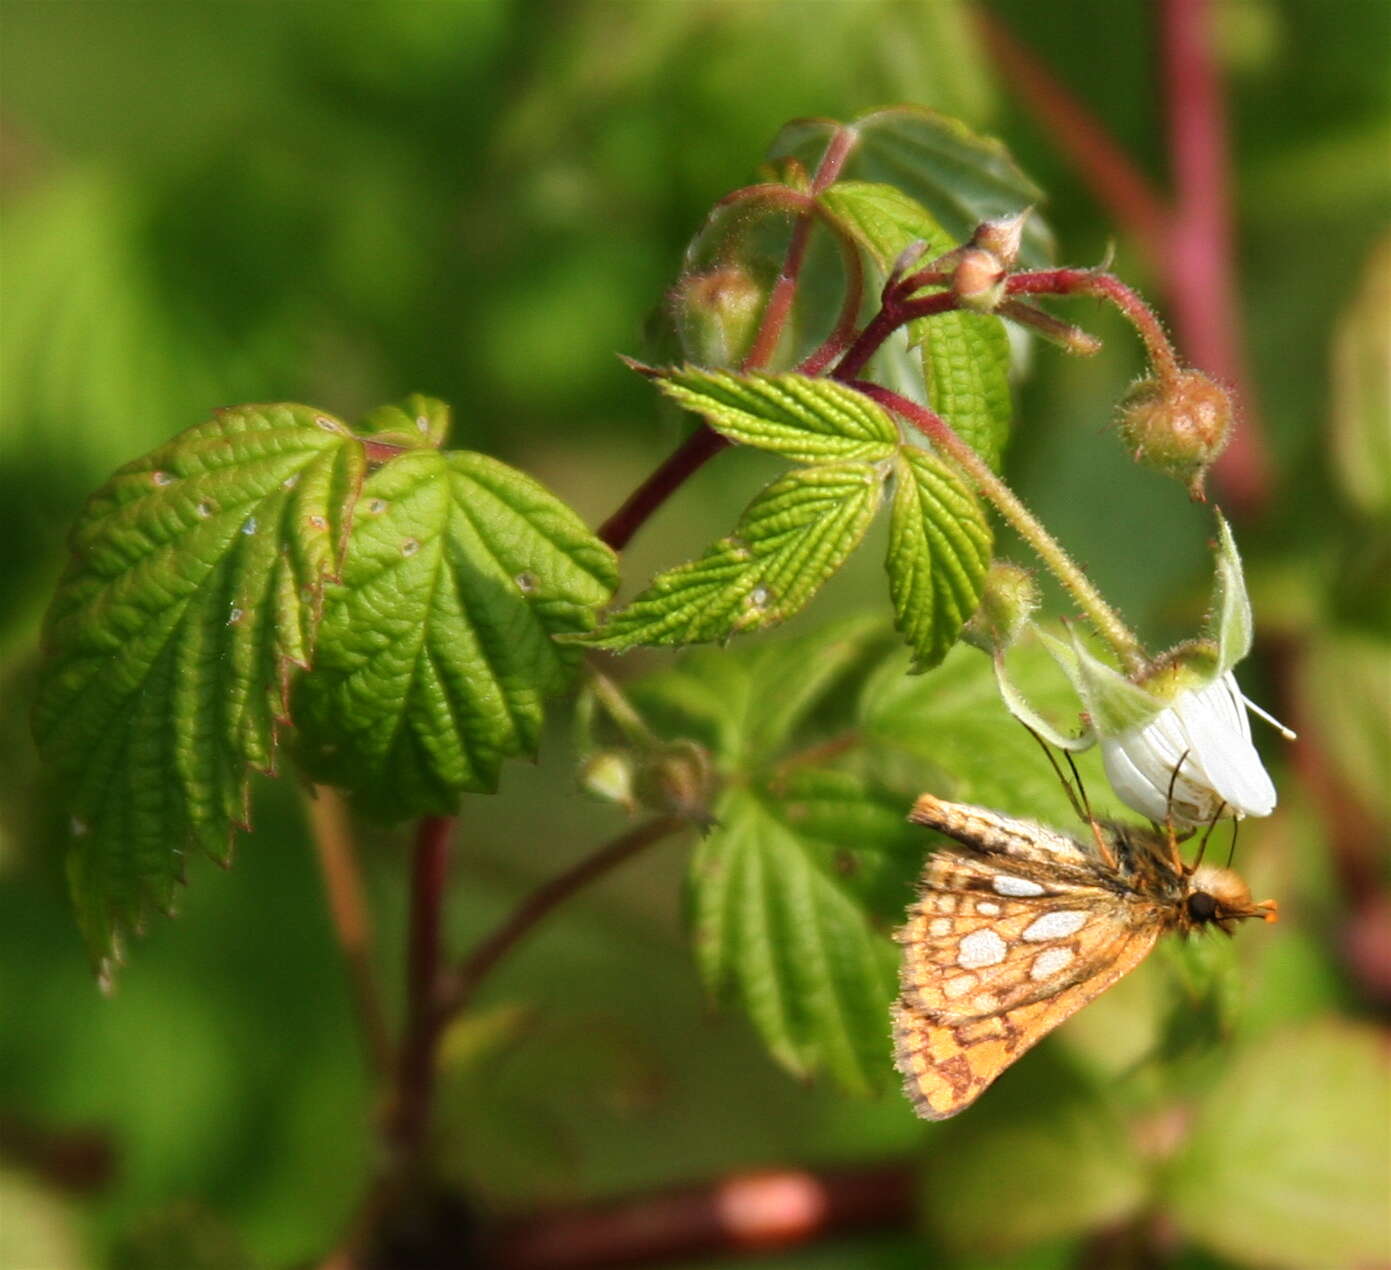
[892,793,1276,1120]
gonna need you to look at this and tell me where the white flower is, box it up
[1101,669,1278,827]
[994,512,1293,829]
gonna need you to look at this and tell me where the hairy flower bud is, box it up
[671,266,767,367]
[1116,370,1234,500]
[951,246,1007,313]
[970,209,1030,270]
[963,561,1041,654]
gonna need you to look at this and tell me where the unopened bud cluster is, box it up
[672,266,767,367]
[949,211,1029,313]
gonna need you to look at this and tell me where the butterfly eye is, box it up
[1186,891,1219,922]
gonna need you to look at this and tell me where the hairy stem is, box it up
[1007,268,1181,381]
[305,787,392,1080]
[852,381,1147,673]
[435,815,686,1020]
[832,291,960,383]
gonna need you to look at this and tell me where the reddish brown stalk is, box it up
[599,128,859,550]
[434,815,686,1020]
[1160,0,1271,517]
[1007,268,1180,380]
[384,814,455,1164]
[305,787,392,1079]
[487,1161,915,1270]
[831,290,960,383]
[974,8,1168,267]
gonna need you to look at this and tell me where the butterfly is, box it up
[891,792,1277,1120]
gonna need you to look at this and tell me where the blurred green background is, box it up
[2,2,1387,1267]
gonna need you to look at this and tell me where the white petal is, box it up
[1175,673,1277,817]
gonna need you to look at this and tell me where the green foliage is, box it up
[1166,1019,1391,1270]
[658,368,899,463]
[294,448,617,820]
[819,181,1014,469]
[32,405,366,967]
[770,107,1052,265]
[886,448,992,671]
[580,464,883,649]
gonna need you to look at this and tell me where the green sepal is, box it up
[1208,510,1253,673]
[32,403,367,970]
[293,449,617,820]
[578,464,884,650]
[886,446,992,671]
[657,367,898,463]
[1035,626,1161,738]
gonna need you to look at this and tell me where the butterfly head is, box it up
[1184,864,1278,933]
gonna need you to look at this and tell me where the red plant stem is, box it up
[597,427,731,551]
[435,815,685,1020]
[1160,0,1271,517]
[832,290,960,382]
[974,8,1168,268]
[487,1162,915,1270]
[386,814,455,1163]
[1008,268,1181,380]
[599,129,859,551]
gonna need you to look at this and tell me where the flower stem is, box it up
[852,381,1147,673]
[1007,268,1181,382]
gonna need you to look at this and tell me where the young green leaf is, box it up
[658,367,899,463]
[819,181,1014,470]
[771,107,1052,266]
[580,464,883,650]
[293,449,617,820]
[32,404,367,969]
[690,784,902,1095]
[887,447,992,671]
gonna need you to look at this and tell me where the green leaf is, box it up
[922,1048,1145,1255]
[658,367,898,463]
[858,640,1129,826]
[356,392,451,450]
[818,181,1014,470]
[771,108,1052,266]
[32,404,366,968]
[690,784,901,1094]
[628,615,886,766]
[1208,511,1253,673]
[293,449,617,820]
[887,447,991,671]
[1167,1019,1391,1270]
[581,464,883,650]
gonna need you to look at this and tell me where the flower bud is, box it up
[579,750,637,811]
[671,266,767,367]
[962,562,1041,654]
[951,247,1007,313]
[1116,370,1234,500]
[635,740,716,823]
[970,209,1030,270]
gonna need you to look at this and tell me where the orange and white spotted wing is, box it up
[892,794,1171,1120]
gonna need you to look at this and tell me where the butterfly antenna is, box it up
[1193,801,1226,871]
